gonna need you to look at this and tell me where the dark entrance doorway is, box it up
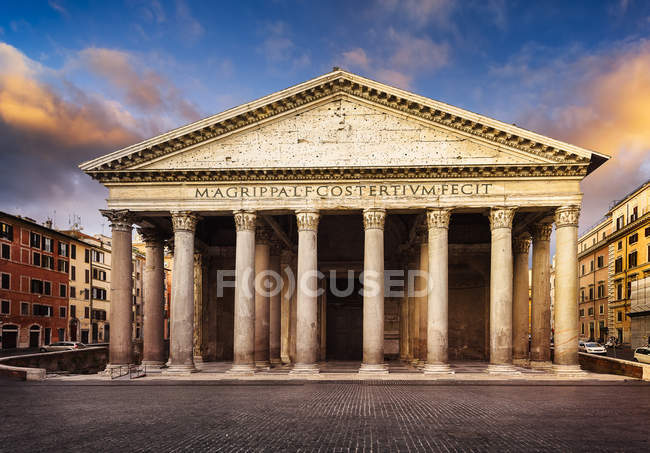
[1,325,18,349]
[29,326,40,348]
[92,323,98,343]
[326,276,362,360]
[81,330,89,344]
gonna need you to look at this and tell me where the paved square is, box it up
[1,379,648,452]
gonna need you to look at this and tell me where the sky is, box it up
[0,0,649,237]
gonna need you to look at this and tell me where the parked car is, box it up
[632,347,650,364]
[578,341,607,355]
[39,342,86,352]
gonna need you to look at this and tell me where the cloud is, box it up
[258,21,311,71]
[175,0,204,41]
[78,47,201,123]
[340,29,449,89]
[48,0,69,17]
[377,0,454,28]
[490,40,650,230]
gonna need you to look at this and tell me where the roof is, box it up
[79,69,610,177]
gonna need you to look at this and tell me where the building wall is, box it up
[0,214,71,349]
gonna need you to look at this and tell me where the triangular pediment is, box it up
[137,97,554,171]
[80,69,609,181]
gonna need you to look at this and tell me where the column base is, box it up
[226,364,256,375]
[553,364,587,377]
[270,357,282,365]
[485,363,522,375]
[358,363,389,375]
[193,356,204,364]
[512,358,529,367]
[289,363,320,375]
[422,363,455,375]
[141,361,165,373]
[529,360,554,370]
[162,364,197,376]
[255,361,271,370]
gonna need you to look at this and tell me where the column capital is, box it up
[233,210,256,232]
[513,235,531,255]
[489,207,516,230]
[426,208,452,229]
[100,209,136,232]
[193,251,203,267]
[362,208,386,230]
[554,205,580,228]
[171,211,199,233]
[296,210,319,232]
[530,222,553,241]
[138,227,167,246]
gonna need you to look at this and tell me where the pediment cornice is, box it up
[80,70,608,177]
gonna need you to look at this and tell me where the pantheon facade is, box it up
[80,69,608,375]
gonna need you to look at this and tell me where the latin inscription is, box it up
[195,183,493,199]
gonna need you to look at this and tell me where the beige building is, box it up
[79,69,608,375]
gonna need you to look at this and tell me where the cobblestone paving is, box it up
[1,379,648,452]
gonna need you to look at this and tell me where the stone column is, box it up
[164,211,199,375]
[417,237,428,366]
[530,222,553,368]
[360,208,388,374]
[487,208,519,374]
[399,263,409,361]
[280,250,293,364]
[100,210,135,369]
[228,210,257,374]
[291,210,320,374]
[254,224,272,370]
[289,254,298,363]
[269,243,282,365]
[407,255,418,364]
[512,235,531,366]
[193,252,204,364]
[423,208,454,374]
[139,228,166,370]
[553,206,583,375]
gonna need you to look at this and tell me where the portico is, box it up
[80,69,608,375]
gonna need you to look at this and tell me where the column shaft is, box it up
[101,210,134,368]
[280,251,293,364]
[530,223,553,365]
[424,209,454,374]
[291,210,320,374]
[554,206,582,374]
[512,236,531,365]
[408,257,418,364]
[140,229,165,369]
[254,226,271,369]
[193,252,204,364]
[228,210,257,374]
[417,241,428,364]
[269,251,282,365]
[488,208,518,374]
[360,208,387,374]
[165,211,199,374]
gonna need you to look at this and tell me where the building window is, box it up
[57,259,69,273]
[599,304,604,315]
[85,269,89,284]
[70,286,76,298]
[617,283,623,300]
[71,266,76,281]
[617,311,623,322]
[618,241,622,250]
[597,283,605,299]
[1,273,10,290]
[33,252,41,266]
[581,264,585,275]
[597,255,604,268]
[42,255,54,270]
[629,233,638,245]
[589,261,594,272]
[581,323,585,335]
[588,287,594,300]
[92,269,107,281]
[92,287,107,300]
[70,243,76,259]
[33,304,52,317]
[629,251,638,268]
[20,302,29,315]
[588,307,594,316]
[84,307,89,318]
[59,306,66,318]
[630,206,638,222]
[84,249,90,263]
[1,300,9,314]
[58,242,69,257]
[44,281,51,295]
[615,257,623,273]
[616,216,624,230]
[59,284,67,298]
[92,250,104,263]
[70,305,76,318]
[1,243,10,260]
[58,328,65,341]
[579,308,585,317]
[136,288,140,297]
[42,237,53,252]
[0,222,13,240]
[83,289,89,300]
[645,226,650,237]
[30,232,41,248]
[627,281,632,299]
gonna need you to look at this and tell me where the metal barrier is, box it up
[108,364,146,379]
